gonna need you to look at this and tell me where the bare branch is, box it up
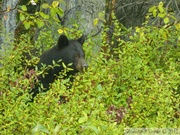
[0,1,19,13]
[91,26,103,37]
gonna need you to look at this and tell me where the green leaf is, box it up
[97,84,103,91]
[158,2,164,13]
[153,9,157,17]
[20,14,25,21]
[62,62,66,68]
[164,17,169,24]
[78,111,88,123]
[36,20,45,28]
[54,125,60,134]
[50,8,56,17]
[21,5,27,11]
[98,11,105,22]
[32,123,50,134]
[148,6,156,13]
[93,18,99,26]
[56,8,64,17]
[39,12,49,19]
[23,21,30,29]
[84,126,99,134]
[42,3,49,9]
[78,116,87,123]
[58,29,64,34]
[158,13,166,18]
[52,1,59,8]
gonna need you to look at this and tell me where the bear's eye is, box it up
[75,54,80,59]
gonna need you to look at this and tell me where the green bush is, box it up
[0,2,179,134]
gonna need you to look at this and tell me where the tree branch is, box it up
[0,2,19,13]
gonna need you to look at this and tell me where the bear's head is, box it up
[57,35,88,73]
[38,35,88,74]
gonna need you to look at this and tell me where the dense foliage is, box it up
[0,2,179,134]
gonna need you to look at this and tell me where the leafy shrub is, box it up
[0,2,179,134]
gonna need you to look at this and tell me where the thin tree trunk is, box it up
[0,0,18,49]
[0,0,18,67]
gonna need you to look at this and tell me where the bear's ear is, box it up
[57,35,69,48]
[77,34,86,45]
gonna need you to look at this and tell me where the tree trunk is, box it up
[61,0,105,35]
[0,0,18,49]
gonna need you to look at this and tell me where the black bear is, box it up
[31,34,88,98]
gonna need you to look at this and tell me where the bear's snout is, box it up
[82,63,88,71]
[76,58,88,72]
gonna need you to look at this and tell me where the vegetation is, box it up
[0,1,179,134]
